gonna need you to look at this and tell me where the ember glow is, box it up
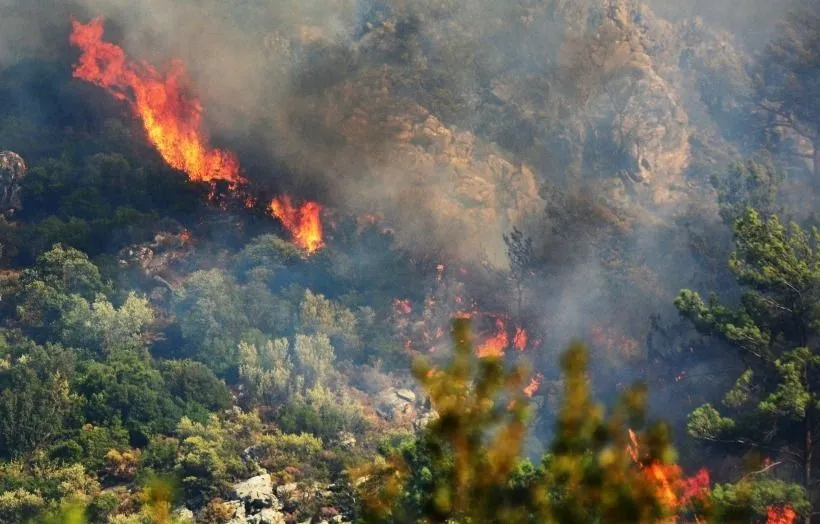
[766,505,797,524]
[70,18,243,186]
[269,196,325,254]
[70,18,326,255]
[523,372,542,398]
[476,319,509,358]
[513,326,528,351]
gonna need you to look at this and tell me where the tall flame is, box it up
[269,196,325,254]
[70,18,326,254]
[70,18,244,186]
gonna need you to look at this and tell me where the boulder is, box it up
[224,499,246,523]
[233,473,277,511]
[275,482,298,501]
[394,388,416,403]
[248,507,287,524]
[376,387,417,422]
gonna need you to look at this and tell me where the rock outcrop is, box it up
[0,151,25,213]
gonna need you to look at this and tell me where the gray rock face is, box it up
[247,507,287,524]
[394,388,416,403]
[225,499,246,523]
[233,473,281,516]
[0,151,25,212]
[376,387,417,422]
[234,473,275,505]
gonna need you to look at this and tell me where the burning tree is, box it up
[676,208,818,523]
[355,319,707,523]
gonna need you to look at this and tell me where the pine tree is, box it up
[676,208,819,522]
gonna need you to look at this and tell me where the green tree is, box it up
[159,360,231,412]
[238,338,293,406]
[0,333,78,458]
[60,292,154,355]
[16,244,108,340]
[356,319,682,523]
[172,269,250,377]
[676,208,819,522]
[76,351,184,444]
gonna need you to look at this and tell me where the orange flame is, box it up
[513,327,528,351]
[70,18,244,186]
[767,506,796,524]
[627,429,711,521]
[476,319,508,358]
[269,196,325,254]
[70,18,325,255]
[523,372,542,398]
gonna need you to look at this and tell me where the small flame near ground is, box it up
[269,196,325,254]
[627,429,711,522]
[69,18,324,253]
[476,319,509,358]
[766,505,797,524]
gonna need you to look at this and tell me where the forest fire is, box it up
[269,196,325,254]
[476,319,509,358]
[69,18,325,254]
[627,429,711,521]
[513,326,528,351]
[69,18,244,186]
[766,505,797,524]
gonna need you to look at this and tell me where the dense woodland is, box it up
[0,0,819,522]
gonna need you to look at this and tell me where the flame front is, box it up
[767,506,797,524]
[70,18,244,186]
[476,319,508,358]
[70,18,326,255]
[269,196,325,254]
[627,429,711,521]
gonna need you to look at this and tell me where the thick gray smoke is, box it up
[0,0,807,396]
[0,0,794,263]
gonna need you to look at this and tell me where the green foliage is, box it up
[0,333,77,458]
[299,290,360,354]
[49,424,130,476]
[676,207,819,516]
[16,244,108,339]
[60,292,154,354]
[172,269,250,377]
[76,351,185,444]
[277,385,368,442]
[238,338,293,405]
[357,320,680,523]
[687,405,736,440]
[173,412,260,503]
[257,431,327,480]
[159,360,232,412]
[710,478,810,522]
[292,333,335,388]
[0,488,46,523]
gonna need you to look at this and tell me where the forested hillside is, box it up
[0,0,817,522]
